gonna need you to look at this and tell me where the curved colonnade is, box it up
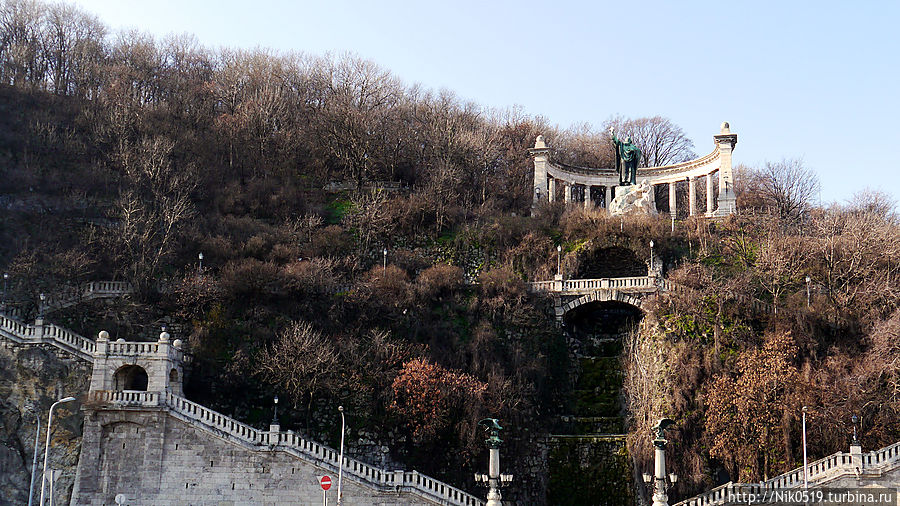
[531,122,738,217]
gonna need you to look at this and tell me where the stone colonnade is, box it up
[531,122,738,217]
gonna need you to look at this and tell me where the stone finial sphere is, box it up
[720,121,730,133]
[159,331,171,342]
[115,338,125,343]
[173,338,183,349]
[98,330,109,340]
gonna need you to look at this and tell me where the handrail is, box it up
[676,441,900,506]
[155,392,483,505]
[527,276,658,293]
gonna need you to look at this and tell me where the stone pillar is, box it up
[548,177,556,203]
[530,136,551,208]
[668,182,676,217]
[604,186,611,209]
[564,182,572,204]
[584,185,592,209]
[712,122,738,216]
[688,177,697,217]
[706,173,714,214]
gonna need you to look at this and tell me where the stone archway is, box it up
[113,365,148,391]
[561,289,645,316]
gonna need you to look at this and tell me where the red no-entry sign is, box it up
[320,475,332,491]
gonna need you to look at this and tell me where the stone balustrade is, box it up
[157,392,484,506]
[0,314,95,361]
[531,122,737,217]
[676,442,900,506]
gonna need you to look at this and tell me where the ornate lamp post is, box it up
[273,395,279,424]
[38,293,45,319]
[649,240,655,272]
[2,272,8,309]
[40,396,76,506]
[475,418,513,506]
[198,252,204,272]
[649,418,676,506]
[383,247,387,273]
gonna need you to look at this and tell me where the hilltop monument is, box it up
[609,127,640,186]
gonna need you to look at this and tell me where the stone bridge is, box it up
[527,276,677,320]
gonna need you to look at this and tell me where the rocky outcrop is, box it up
[0,342,90,505]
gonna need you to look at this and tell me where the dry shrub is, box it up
[416,263,464,301]
[282,258,338,296]
[389,357,487,440]
[353,264,414,310]
[307,225,352,257]
[219,258,281,299]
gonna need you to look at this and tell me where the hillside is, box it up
[2,2,900,504]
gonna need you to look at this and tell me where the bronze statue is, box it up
[609,128,641,186]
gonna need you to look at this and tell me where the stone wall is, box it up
[72,407,465,505]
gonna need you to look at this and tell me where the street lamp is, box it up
[556,245,562,279]
[475,418,512,506]
[40,396,76,506]
[273,395,279,424]
[2,272,8,309]
[805,275,811,308]
[198,252,204,272]
[649,240,655,272]
[649,418,676,506]
[802,406,808,489]
[382,247,387,273]
[27,409,41,506]
[852,414,859,444]
[38,293,45,319]
[337,406,345,506]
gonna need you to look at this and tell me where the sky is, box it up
[68,0,900,205]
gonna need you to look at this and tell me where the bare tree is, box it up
[254,320,340,420]
[603,116,696,167]
[746,158,820,219]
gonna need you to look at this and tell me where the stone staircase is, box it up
[0,289,484,506]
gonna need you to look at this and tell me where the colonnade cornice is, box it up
[545,146,722,187]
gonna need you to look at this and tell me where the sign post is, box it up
[319,475,332,506]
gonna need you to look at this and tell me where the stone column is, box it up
[706,173,714,214]
[530,136,550,208]
[584,185,592,209]
[688,177,697,217]
[712,122,738,216]
[548,177,556,203]
[604,186,611,209]
[668,182,676,217]
[564,182,572,203]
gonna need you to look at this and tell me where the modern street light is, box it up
[40,396,76,506]
[337,406,345,506]
[802,406,808,489]
[805,275,811,308]
[27,410,41,506]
